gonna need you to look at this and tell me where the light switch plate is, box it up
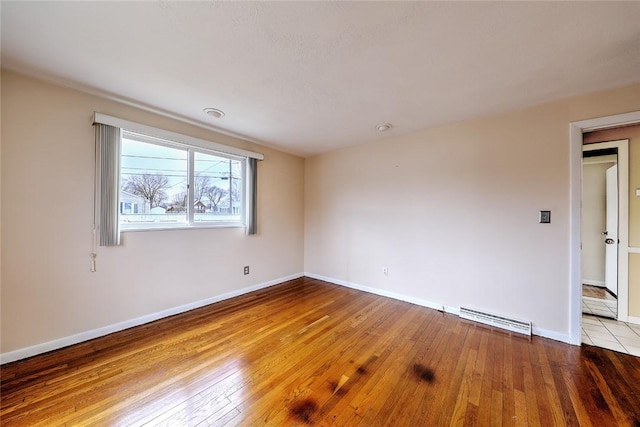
[636,188,640,197]
[539,210,551,224]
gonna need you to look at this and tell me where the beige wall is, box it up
[584,124,640,318]
[1,71,305,354]
[305,83,640,337]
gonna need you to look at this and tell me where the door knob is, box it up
[605,238,615,245]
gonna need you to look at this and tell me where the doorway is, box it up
[580,139,634,354]
[581,140,629,322]
[581,148,619,319]
[570,111,640,351]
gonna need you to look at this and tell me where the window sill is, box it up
[120,223,246,233]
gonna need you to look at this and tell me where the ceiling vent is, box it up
[203,108,225,119]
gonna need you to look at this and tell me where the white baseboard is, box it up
[0,273,304,365]
[582,279,605,287]
[305,272,571,344]
[532,327,571,344]
[627,316,640,326]
[304,272,459,315]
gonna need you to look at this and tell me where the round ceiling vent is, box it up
[203,108,225,119]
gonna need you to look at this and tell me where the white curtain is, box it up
[95,123,121,246]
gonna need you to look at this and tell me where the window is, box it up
[94,112,261,243]
[119,130,245,230]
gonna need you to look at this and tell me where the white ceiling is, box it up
[2,2,640,157]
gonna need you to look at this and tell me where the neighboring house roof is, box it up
[120,190,148,204]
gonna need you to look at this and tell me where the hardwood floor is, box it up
[2,277,640,426]
[582,284,613,299]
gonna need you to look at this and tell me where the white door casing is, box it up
[604,164,618,297]
[570,112,639,345]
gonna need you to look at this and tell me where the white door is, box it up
[604,164,618,297]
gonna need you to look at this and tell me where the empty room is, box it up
[2,2,640,426]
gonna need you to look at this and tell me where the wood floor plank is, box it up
[560,368,594,427]
[449,347,478,425]
[372,314,436,426]
[536,345,572,426]
[2,277,640,426]
[432,326,475,426]
[501,337,516,425]
[475,335,494,426]
[490,389,503,427]
[521,341,542,427]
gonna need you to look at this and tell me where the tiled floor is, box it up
[582,314,640,356]
[582,296,617,318]
[581,284,617,318]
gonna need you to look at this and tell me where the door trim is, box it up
[569,111,640,345]
[583,141,629,319]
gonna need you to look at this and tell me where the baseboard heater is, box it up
[459,306,532,337]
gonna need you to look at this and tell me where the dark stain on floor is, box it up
[413,363,435,383]
[289,398,318,424]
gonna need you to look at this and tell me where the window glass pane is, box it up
[120,134,188,228]
[194,151,242,223]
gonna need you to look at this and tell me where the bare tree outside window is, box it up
[194,175,210,203]
[206,186,226,211]
[123,173,169,208]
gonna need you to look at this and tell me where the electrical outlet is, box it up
[383,267,389,276]
[243,266,250,275]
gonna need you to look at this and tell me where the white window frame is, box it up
[120,131,246,231]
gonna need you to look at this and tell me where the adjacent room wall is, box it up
[1,70,305,357]
[304,83,640,339]
[584,124,640,320]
